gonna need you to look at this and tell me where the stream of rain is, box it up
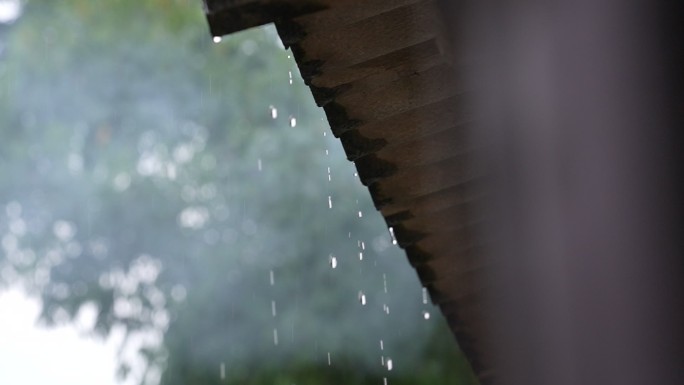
[0,3,475,384]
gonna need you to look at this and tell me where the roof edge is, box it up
[204,0,327,36]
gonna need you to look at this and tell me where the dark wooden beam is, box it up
[203,0,327,36]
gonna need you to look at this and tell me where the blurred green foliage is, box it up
[0,1,477,384]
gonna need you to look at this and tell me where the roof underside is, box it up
[204,0,488,381]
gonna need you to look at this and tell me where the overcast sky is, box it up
[0,288,119,385]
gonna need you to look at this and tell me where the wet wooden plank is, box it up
[279,0,423,44]
[380,183,480,218]
[365,155,474,198]
[405,232,481,264]
[396,204,474,233]
[339,95,470,148]
[392,219,481,250]
[290,2,442,69]
[426,273,486,311]
[333,64,461,126]
[419,249,486,275]
[205,0,324,36]
[353,128,470,177]
[415,247,486,282]
[306,39,448,95]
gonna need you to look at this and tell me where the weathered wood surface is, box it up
[204,0,488,382]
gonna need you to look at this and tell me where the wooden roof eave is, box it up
[203,0,490,383]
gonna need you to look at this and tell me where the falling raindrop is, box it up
[273,328,279,345]
[271,300,277,317]
[384,377,388,385]
[269,270,275,286]
[386,358,393,371]
[383,304,390,315]
[358,291,367,305]
[383,274,388,293]
[327,352,331,366]
[269,105,278,119]
[290,116,297,127]
[323,131,327,136]
[288,70,293,85]
[422,287,428,304]
[380,340,384,350]
[328,196,332,209]
[220,363,225,380]
[381,356,385,365]
[257,158,262,171]
[325,149,329,156]
[389,227,398,245]
[358,211,363,218]
[212,36,222,43]
[329,255,338,269]
[327,167,331,182]
[359,252,363,261]
[423,311,431,320]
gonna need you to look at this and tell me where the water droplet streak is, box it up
[269,270,274,286]
[329,255,338,269]
[359,291,367,305]
[328,196,332,209]
[269,105,278,119]
[213,36,222,43]
[273,328,279,345]
[271,300,277,317]
[220,363,225,379]
[389,227,398,245]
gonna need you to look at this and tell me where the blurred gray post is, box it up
[440,1,682,385]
